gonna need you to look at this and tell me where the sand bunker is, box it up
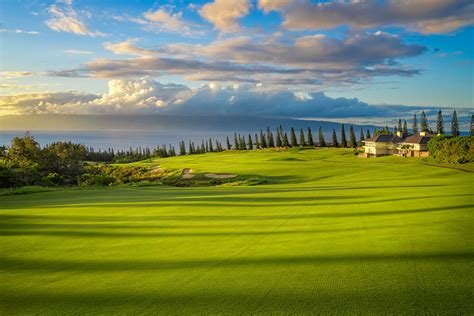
[182,168,195,179]
[204,173,237,179]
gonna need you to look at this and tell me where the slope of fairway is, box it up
[1,149,473,314]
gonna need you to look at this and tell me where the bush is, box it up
[77,173,116,187]
[428,136,473,164]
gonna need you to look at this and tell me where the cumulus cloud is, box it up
[266,0,474,34]
[3,77,470,124]
[54,32,425,89]
[199,0,251,32]
[45,0,104,37]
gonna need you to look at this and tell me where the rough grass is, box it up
[1,148,473,314]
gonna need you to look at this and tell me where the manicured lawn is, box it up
[1,149,473,314]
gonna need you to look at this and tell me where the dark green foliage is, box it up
[413,114,418,133]
[332,129,338,147]
[421,111,429,132]
[208,138,214,152]
[341,124,347,148]
[451,110,459,136]
[403,120,408,133]
[290,127,297,147]
[255,133,260,149]
[349,126,357,148]
[398,119,402,132]
[234,133,239,150]
[366,129,371,139]
[275,129,282,147]
[179,141,186,155]
[319,127,326,147]
[240,135,247,150]
[282,132,289,147]
[247,134,253,150]
[359,128,364,143]
[267,127,275,147]
[437,110,444,134]
[226,136,231,150]
[307,127,314,147]
[299,128,305,146]
[260,129,267,148]
[428,136,473,164]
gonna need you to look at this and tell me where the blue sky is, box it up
[0,0,472,120]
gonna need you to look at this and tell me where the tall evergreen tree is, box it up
[226,136,231,150]
[412,113,418,133]
[267,127,275,147]
[240,135,246,150]
[366,129,371,139]
[179,141,186,155]
[299,128,305,146]
[437,110,444,134]
[451,110,459,136]
[398,119,402,132]
[247,134,253,150]
[341,124,347,148]
[188,141,193,155]
[394,126,398,133]
[255,133,260,149]
[282,132,289,147]
[318,127,326,147]
[332,129,338,147]
[403,120,408,133]
[275,129,282,147]
[421,111,429,132]
[260,129,267,148]
[359,128,364,144]
[307,127,314,147]
[349,126,357,148]
[208,138,214,152]
[290,127,297,147]
[234,132,239,150]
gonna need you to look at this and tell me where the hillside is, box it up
[1,149,473,314]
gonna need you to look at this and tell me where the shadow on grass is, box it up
[1,251,472,273]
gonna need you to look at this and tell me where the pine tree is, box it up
[260,129,267,148]
[332,129,338,147]
[437,110,444,134]
[349,126,357,148]
[283,132,289,147]
[267,127,275,147]
[240,136,246,150]
[255,133,260,149]
[290,127,297,147]
[394,126,398,133]
[179,141,186,155]
[412,113,418,133]
[275,129,282,147]
[421,111,429,132]
[373,127,377,137]
[208,138,214,152]
[398,119,402,132]
[341,124,347,148]
[234,133,239,150]
[307,127,314,147]
[366,129,371,139]
[403,120,408,133]
[188,141,193,155]
[299,128,305,146]
[248,134,253,150]
[226,136,231,150]
[451,110,459,136]
[318,127,326,147]
[359,128,364,144]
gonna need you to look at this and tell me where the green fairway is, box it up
[1,148,473,314]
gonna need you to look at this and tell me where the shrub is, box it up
[428,136,473,164]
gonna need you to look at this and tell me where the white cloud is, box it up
[4,77,470,123]
[0,71,34,78]
[64,49,93,55]
[199,0,251,32]
[45,1,104,37]
[0,28,39,35]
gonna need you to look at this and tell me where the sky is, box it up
[0,0,473,127]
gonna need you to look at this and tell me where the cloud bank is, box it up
[2,77,470,127]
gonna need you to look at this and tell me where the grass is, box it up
[1,148,473,314]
